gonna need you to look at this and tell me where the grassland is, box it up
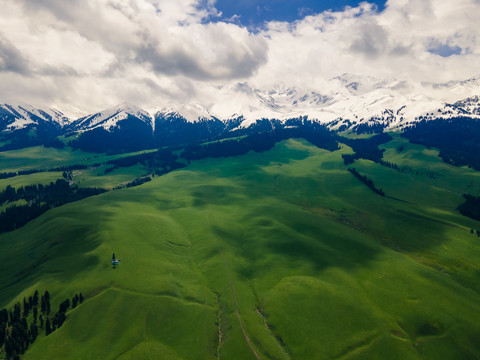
[0,138,480,359]
[0,146,155,191]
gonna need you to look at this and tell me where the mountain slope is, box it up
[1,74,480,153]
[0,104,69,151]
[67,104,155,154]
[68,103,153,132]
[1,139,480,359]
[0,104,70,131]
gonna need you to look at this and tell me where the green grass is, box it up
[0,146,157,172]
[72,164,147,189]
[0,171,64,191]
[1,138,480,359]
[0,145,158,192]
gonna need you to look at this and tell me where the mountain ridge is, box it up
[1,74,480,143]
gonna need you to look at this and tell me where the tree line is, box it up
[0,150,188,233]
[113,176,152,190]
[458,194,480,221]
[0,180,106,234]
[105,149,185,175]
[0,164,91,181]
[0,290,84,359]
[181,121,339,161]
[1,149,184,184]
[402,117,480,170]
[348,168,385,196]
[339,133,393,164]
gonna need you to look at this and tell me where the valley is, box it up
[1,134,480,359]
[2,0,480,358]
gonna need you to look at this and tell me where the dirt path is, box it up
[220,250,261,360]
[206,211,261,360]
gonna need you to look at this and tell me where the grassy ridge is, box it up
[0,139,479,359]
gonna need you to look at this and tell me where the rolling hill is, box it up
[1,137,480,359]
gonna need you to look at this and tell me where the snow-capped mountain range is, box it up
[68,103,154,132]
[0,103,70,131]
[2,74,480,134]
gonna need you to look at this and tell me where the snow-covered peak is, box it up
[153,103,213,123]
[71,102,153,131]
[206,74,480,129]
[0,103,70,130]
[3,73,480,135]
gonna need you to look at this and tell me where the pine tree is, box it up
[5,337,13,357]
[59,299,70,313]
[45,318,52,336]
[0,322,6,347]
[55,312,66,328]
[23,297,28,317]
[13,302,21,321]
[79,293,84,304]
[41,295,46,314]
[0,308,7,324]
[33,290,39,306]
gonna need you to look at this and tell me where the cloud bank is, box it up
[0,0,479,117]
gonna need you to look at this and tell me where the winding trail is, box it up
[206,211,261,360]
[220,250,261,360]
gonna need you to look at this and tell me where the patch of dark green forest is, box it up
[339,133,392,164]
[0,126,64,152]
[0,180,106,234]
[68,115,242,154]
[351,122,388,134]
[336,134,442,181]
[0,165,93,180]
[0,149,184,181]
[402,117,480,170]
[104,148,185,175]
[458,194,480,221]
[181,121,339,160]
[348,168,385,197]
[0,290,84,360]
[113,176,152,190]
[68,116,339,155]
[0,149,191,233]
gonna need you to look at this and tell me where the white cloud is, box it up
[0,0,479,118]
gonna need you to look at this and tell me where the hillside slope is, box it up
[0,139,480,359]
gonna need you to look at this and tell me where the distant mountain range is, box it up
[1,74,480,153]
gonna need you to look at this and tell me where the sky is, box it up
[213,0,386,28]
[0,0,479,117]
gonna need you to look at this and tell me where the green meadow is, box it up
[0,146,154,191]
[1,138,480,359]
[0,145,157,172]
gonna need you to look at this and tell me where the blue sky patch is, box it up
[211,0,387,28]
[428,43,462,57]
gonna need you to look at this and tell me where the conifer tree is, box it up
[45,318,52,336]
[33,290,39,306]
[0,322,5,347]
[5,337,13,357]
[23,297,28,317]
[41,295,46,314]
